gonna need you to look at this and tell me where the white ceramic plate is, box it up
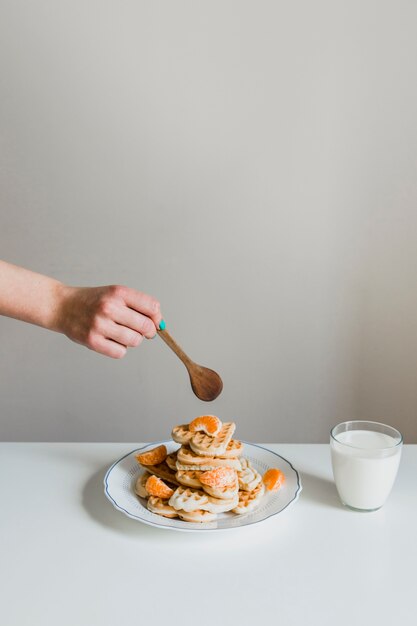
[104,441,302,532]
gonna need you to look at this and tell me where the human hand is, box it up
[55,284,162,358]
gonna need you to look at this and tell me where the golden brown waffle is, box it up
[218,439,244,459]
[147,496,178,518]
[176,446,212,467]
[201,480,239,500]
[171,424,193,445]
[177,509,217,523]
[204,492,239,513]
[176,446,242,471]
[169,485,238,514]
[141,461,180,486]
[169,486,209,512]
[238,458,262,491]
[189,422,236,457]
[175,469,203,488]
[233,482,265,515]
[134,416,270,523]
[134,471,151,498]
[165,451,179,471]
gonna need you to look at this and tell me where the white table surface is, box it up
[0,443,415,626]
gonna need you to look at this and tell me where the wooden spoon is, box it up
[157,327,223,401]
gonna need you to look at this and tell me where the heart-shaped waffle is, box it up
[218,439,244,459]
[175,469,203,488]
[238,458,262,492]
[232,482,265,515]
[147,496,179,518]
[177,509,217,523]
[203,493,239,513]
[169,486,238,514]
[189,422,236,457]
[201,481,239,500]
[171,424,193,445]
[169,486,209,512]
[176,446,242,471]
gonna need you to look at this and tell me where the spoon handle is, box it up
[157,328,193,368]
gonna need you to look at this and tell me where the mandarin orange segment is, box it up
[145,475,174,499]
[199,467,236,488]
[136,444,167,466]
[263,468,286,492]
[189,415,222,437]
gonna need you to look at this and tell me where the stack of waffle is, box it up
[134,415,269,523]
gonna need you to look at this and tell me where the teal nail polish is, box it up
[159,319,166,330]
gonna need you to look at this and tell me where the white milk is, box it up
[330,430,402,510]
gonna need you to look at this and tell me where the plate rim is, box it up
[103,441,302,532]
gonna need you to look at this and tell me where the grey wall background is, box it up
[1,0,417,443]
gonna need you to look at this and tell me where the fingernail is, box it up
[159,319,166,330]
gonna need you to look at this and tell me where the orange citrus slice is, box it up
[200,467,236,488]
[136,445,167,466]
[263,468,285,492]
[189,415,222,437]
[145,475,174,499]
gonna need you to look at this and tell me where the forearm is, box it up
[0,260,162,358]
[0,260,64,331]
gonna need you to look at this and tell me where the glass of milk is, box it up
[330,421,403,511]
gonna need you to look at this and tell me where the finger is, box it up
[120,288,162,329]
[106,321,144,348]
[89,335,127,359]
[112,306,157,339]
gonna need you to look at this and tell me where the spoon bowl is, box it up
[189,364,223,402]
[157,328,223,402]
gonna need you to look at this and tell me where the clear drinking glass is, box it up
[330,420,403,511]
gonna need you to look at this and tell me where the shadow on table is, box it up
[82,464,170,540]
[299,471,343,509]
